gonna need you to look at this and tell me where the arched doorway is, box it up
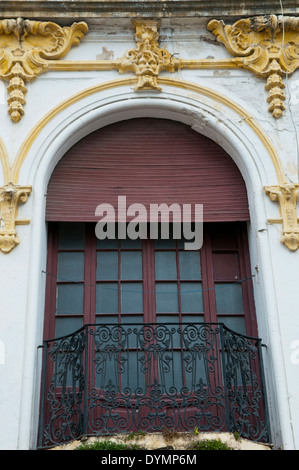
[38,118,270,448]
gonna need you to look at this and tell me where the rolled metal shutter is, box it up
[46,118,249,222]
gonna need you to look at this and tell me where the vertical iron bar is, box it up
[83,325,89,437]
[219,324,231,434]
[37,341,48,449]
[257,340,272,444]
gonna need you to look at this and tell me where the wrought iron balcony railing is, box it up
[37,323,271,449]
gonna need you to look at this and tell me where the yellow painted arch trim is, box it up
[0,138,11,184]
[10,76,286,185]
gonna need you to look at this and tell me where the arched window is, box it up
[37,118,272,449]
[44,118,257,339]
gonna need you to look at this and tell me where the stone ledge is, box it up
[0,0,298,20]
[47,432,272,451]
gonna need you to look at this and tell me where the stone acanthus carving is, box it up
[0,183,32,253]
[0,18,88,122]
[265,184,299,251]
[207,15,299,119]
[119,20,181,91]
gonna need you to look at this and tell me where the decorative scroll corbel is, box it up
[0,182,32,253]
[0,18,88,122]
[119,20,181,91]
[265,183,299,251]
[207,15,299,119]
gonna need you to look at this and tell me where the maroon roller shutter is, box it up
[46,118,249,222]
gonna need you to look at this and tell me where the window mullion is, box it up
[201,228,216,323]
[237,224,257,337]
[118,241,121,324]
[144,239,155,324]
[44,222,59,340]
[176,245,182,324]
[84,223,95,325]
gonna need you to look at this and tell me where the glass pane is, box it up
[57,284,84,314]
[121,283,143,313]
[156,315,180,324]
[215,283,244,313]
[55,317,83,338]
[212,252,240,280]
[57,252,84,281]
[121,251,142,280]
[220,316,246,336]
[96,315,118,325]
[179,251,201,280]
[178,238,189,249]
[154,239,176,249]
[180,282,203,313]
[121,315,143,324]
[96,283,118,313]
[156,283,179,313]
[58,222,85,249]
[97,238,118,249]
[181,314,204,324]
[155,252,177,280]
[97,252,118,280]
[121,239,142,249]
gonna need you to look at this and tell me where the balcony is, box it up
[37,323,271,449]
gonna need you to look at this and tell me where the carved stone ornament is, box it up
[119,20,181,91]
[265,184,299,251]
[208,15,299,119]
[0,183,32,253]
[0,18,88,122]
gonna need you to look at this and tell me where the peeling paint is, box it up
[96,46,115,60]
[213,70,231,77]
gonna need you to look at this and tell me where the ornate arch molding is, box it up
[1,16,299,122]
[10,79,292,252]
[0,17,298,252]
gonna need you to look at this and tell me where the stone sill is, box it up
[47,431,272,451]
[0,0,298,21]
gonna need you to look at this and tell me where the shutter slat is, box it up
[46,119,249,222]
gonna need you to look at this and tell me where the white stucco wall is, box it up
[0,19,299,450]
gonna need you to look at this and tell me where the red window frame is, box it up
[43,221,258,341]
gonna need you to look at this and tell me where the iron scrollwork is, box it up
[221,328,270,442]
[38,323,271,448]
[39,328,86,447]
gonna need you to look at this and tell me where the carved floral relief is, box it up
[265,184,299,252]
[0,182,31,253]
[208,15,299,119]
[0,18,88,122]
[119,20,181,91]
